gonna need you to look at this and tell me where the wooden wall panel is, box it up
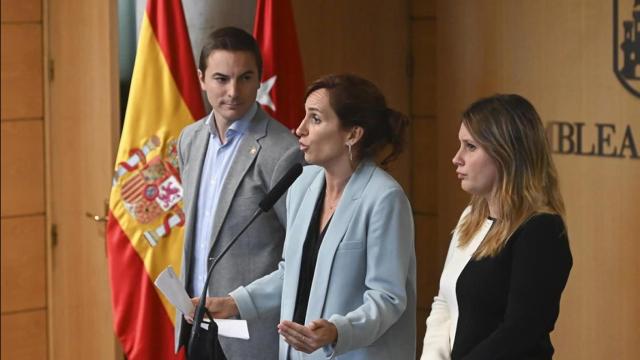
[0,0,42,22]
[1,216,46,312]
[437,0,640,358]
[412,0,436,18]
[0,23,43,120]
[1,310,47,360]
[415,307,428,356]
[411,2,440,354]
[415,214,438,308]
[411,20,437,117]
[293,0,409,107]
[411,117,437,214]
[0,120,45,216]
[415,214,438,357]
[1,1,48,359]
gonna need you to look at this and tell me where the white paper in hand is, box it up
[202,318,250,340]
[154,266,251,340]
[154,266,195,315]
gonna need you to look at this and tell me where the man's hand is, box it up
[186,296,239,323]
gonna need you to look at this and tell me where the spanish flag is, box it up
[106,0,204,359]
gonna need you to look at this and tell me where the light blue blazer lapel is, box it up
[209,109,267,249]
[304,161,377,322]
[281,170,325,322]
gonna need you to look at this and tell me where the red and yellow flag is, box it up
[106,0,204,359]
[254,0,306,129]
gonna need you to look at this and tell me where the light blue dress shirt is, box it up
[189,103,257,296]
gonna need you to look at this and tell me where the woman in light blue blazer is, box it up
[196,74,416,359]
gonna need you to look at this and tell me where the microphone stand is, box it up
[187,207,263,360]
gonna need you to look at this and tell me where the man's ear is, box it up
[197,69,205,89]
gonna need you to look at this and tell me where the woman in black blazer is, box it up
[421,94,572,359]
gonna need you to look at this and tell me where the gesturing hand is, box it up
[278,319,338,354]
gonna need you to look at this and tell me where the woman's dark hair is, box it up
[305,74,409,166]
[199,26,263,77]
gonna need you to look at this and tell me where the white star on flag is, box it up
[257,75,277,112]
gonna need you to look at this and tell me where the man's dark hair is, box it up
[198,26,263,77]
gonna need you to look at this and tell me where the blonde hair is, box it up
[456,94,565,258]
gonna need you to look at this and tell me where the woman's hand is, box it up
[186,296,239,323]
[277,319,338,354]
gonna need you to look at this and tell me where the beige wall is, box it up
[1,0,48,359]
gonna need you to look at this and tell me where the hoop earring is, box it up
[347,143,353,161]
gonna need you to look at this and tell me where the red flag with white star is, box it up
[253,0,306,129]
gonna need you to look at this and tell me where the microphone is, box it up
[258,162,303,212]
[187,162,303,359]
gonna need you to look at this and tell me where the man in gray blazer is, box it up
[174,27,302,359]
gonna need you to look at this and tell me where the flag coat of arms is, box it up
[106,0,205,359]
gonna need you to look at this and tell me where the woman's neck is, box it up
[324,159,357,196]
[486,196,500,219]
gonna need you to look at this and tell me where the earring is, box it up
[347,143,353,161]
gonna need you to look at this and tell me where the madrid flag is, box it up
[106,0,204,359]
[254,0,306,129]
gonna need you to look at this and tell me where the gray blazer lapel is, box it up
[182,122,210,281]
[304,161,377,322]
[209,109,268,249]
[281,172,325,321]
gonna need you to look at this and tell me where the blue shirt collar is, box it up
[205,102,257,140]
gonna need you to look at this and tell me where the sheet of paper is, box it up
[154,266,194,315]
[202,318,250,340]
[154,266,250,340]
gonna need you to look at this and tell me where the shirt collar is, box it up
[205,102,257,139]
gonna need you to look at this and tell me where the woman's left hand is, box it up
[278,319,338,354]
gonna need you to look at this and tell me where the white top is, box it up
[421,207,494,360]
